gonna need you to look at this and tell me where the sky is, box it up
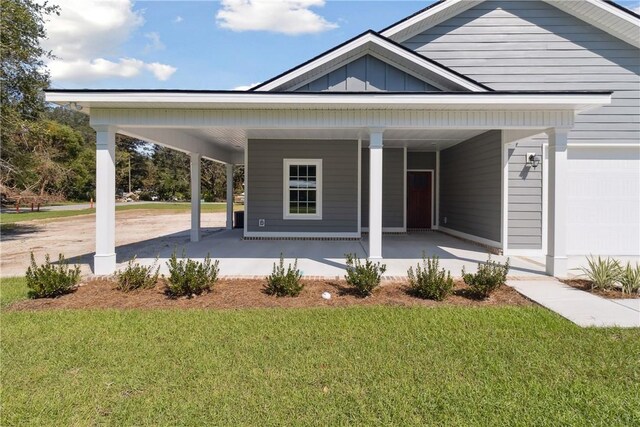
[43,0,640,91]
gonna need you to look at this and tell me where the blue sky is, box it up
[45,0,640,90]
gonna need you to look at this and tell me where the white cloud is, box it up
[216,0,338,35]
[233,82,261,90]
[633,6,640,14]
[145,63,177,81]
[43,0,177,82]
[144,32,165,53]
[174,15,184,23]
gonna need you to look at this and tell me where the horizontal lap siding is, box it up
[440,130,502,242]
[405,0,640,251]
[296,55,439,92]
[247,140,358,233]
[361,148,404,228]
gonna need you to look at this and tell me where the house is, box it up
[46,0,640,277]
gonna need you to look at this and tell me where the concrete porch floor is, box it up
[113,228,549,279]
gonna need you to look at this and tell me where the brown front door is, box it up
[407,171,432,229]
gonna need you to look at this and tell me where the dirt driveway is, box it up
[1,210,226,277]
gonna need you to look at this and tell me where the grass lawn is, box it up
[0,202,243,225]
[0,277,28,308]
[2,304,639,425]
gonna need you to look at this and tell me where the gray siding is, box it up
[361,148,404,228]
[439,131,502,242]
[247,140,358,233]
[405,0,640,249]
[296,55,440,92]
[407,152,436,170]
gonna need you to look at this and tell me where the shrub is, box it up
[264,254,304,297]
[580,256,621,290]
[165,251,219,297]
[25,253,80,299]
[344,253,387,297]
[116,257,160,292]
[619,262,640,295]
[407,254,454,301]
[462,256,510,299]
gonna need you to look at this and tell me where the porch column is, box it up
[190,152,201,242]
[94,125,116,275]
[369,129,384,259]
[545,128,569,277]
[226,163,234,230]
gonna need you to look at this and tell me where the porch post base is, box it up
[368,256,383,261]
[94,253,116,275]
[545,255,568,278]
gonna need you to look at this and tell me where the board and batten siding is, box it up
[246,140,359,233]
[361,148,405,229]
[296,55,440,92]
[405,0,640,252]
[439,130,502,243]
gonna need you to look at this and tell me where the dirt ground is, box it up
[8,278,532,311]
[1,210,226,277]
[563,279,639,299]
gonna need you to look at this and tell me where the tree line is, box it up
[1,0,243,207]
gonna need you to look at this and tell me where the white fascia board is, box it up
[545,0,640,48]
[254,32,487,92]
[46,92,611,111]
[380,0,482,41]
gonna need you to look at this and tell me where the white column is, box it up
[545,128,569,277]
[190,152,201,242]
[226,163,234,230]
[435,150,440,228]
[368,129,384,259]
[93,126,116,275]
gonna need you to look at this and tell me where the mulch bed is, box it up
[8,278,532,311]
[563,279,639,300]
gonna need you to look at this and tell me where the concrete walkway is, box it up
[508,280,640,328]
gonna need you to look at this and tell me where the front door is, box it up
[407,171,432,229]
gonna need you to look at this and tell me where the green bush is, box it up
[407,254,454,301]
[580,256,621,290]
[116,257,160,292]
[619,262,640,295]
[25,253,80,299]
[264,254,304,297]
[344,253,387,297]
[462,256,510,299]
[165,251,219,297]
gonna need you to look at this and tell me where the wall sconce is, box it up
[526,152,540,169]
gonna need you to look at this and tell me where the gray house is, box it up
[46,0,640,277]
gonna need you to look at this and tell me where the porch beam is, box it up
[545,128,569,277]
[90,108,578,131]
[93,125,117,275]
[226,163,234,230]
[190,152,201,242]
[368,129,384,260]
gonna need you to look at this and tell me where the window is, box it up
[283,159,322,220]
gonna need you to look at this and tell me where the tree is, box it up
[0,0,58,118]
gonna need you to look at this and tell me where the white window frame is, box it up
[283,158,323,220]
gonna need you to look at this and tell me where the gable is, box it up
[381,0,640,48]
[295,54,440,92]
[252,31,489,92]
[401,0,640,91]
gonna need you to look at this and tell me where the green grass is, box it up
[0,277,28,308]
[2,306,639,425]
[0,203,243,225]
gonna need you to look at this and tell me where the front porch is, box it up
[44,90,612,278]
[111,228,548,279]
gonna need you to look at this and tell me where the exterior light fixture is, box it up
[526,152,540,169]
